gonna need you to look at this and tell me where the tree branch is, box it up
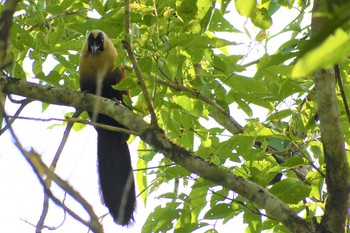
[123,0,159,128]
[154,68,244,134]
[0,0,20,68]
[0,98,31,135]
[0,76,316,233]
[311,1,350,232]
[36,110,82,232]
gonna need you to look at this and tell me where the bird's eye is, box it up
[97,32,104,43]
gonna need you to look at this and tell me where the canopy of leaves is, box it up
[2,0,350,232]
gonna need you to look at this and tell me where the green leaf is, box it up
[269,178,311,204]
[175,222,209,233]
[282,156,307,168]
[162,166,191,180]
[292,28,350,78]
[209,9,238,32]
[220,0,232,14]
[138,57,154,75]
[187,184,208,221]
[210,188,229,207]
[244,211,262,233]
[54,39,83,52]
[204,203,233,219]
[174,209,197,232]
[136,157,148,206]
[92,0,105,16]
[267,137,290,150]
[167,34,235,50]
[266,109,294,121]
[142,203,181,233]
[11,24,35,50]
[235,0,256,17]
[6,61,26,79]
[173,95,203,118]
[230,135,256,155]
[165,49,182,78]
[310,142,323,158]
[204,229,218,233]
[60,0,75,10]
[112,77,138,91]
[199,0,215,33]
[307,172,324,200]
[251,7,272,29]
[176,0,198,24]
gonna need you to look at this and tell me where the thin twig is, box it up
[4,114,138,135]
[123,0,159,128]
[36,193,50,233]
[334,64,350,124]
[52,111,82,169]
[0,103,103,233]
[0,98,31,135]
[133,163,175,172]
[67,116,138,135]
[36,110,82,232]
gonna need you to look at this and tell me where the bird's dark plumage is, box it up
[79,30,136,226]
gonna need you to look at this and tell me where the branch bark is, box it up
[0,0,20,68]
[0,76,316,233]
[311,0,350,232]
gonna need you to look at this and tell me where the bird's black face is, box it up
[88,31,104,56]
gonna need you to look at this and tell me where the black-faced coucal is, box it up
[79,30,136,226]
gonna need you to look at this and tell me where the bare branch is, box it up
[0,98,31,135]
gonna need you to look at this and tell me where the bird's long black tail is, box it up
[96,115,136,226]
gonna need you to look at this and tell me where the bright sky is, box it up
[0,3,311,233]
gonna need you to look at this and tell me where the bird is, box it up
[79,30,136,226]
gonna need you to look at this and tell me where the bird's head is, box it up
[87,30,105,56]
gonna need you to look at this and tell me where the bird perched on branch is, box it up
[79,30,136,226]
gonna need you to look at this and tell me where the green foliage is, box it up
[5,0,350,232]
[293,28,350,78]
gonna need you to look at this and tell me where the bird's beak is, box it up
[90,44,99,56]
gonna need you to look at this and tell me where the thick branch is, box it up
[0,0,20,67]
[312,1,350,232]
[0,77,315,233]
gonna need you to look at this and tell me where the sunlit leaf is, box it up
[136,156,148,206]
[251,7,272,29]
[235,0,256,17]
[143,203,181,233]
[292,28,350,78]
